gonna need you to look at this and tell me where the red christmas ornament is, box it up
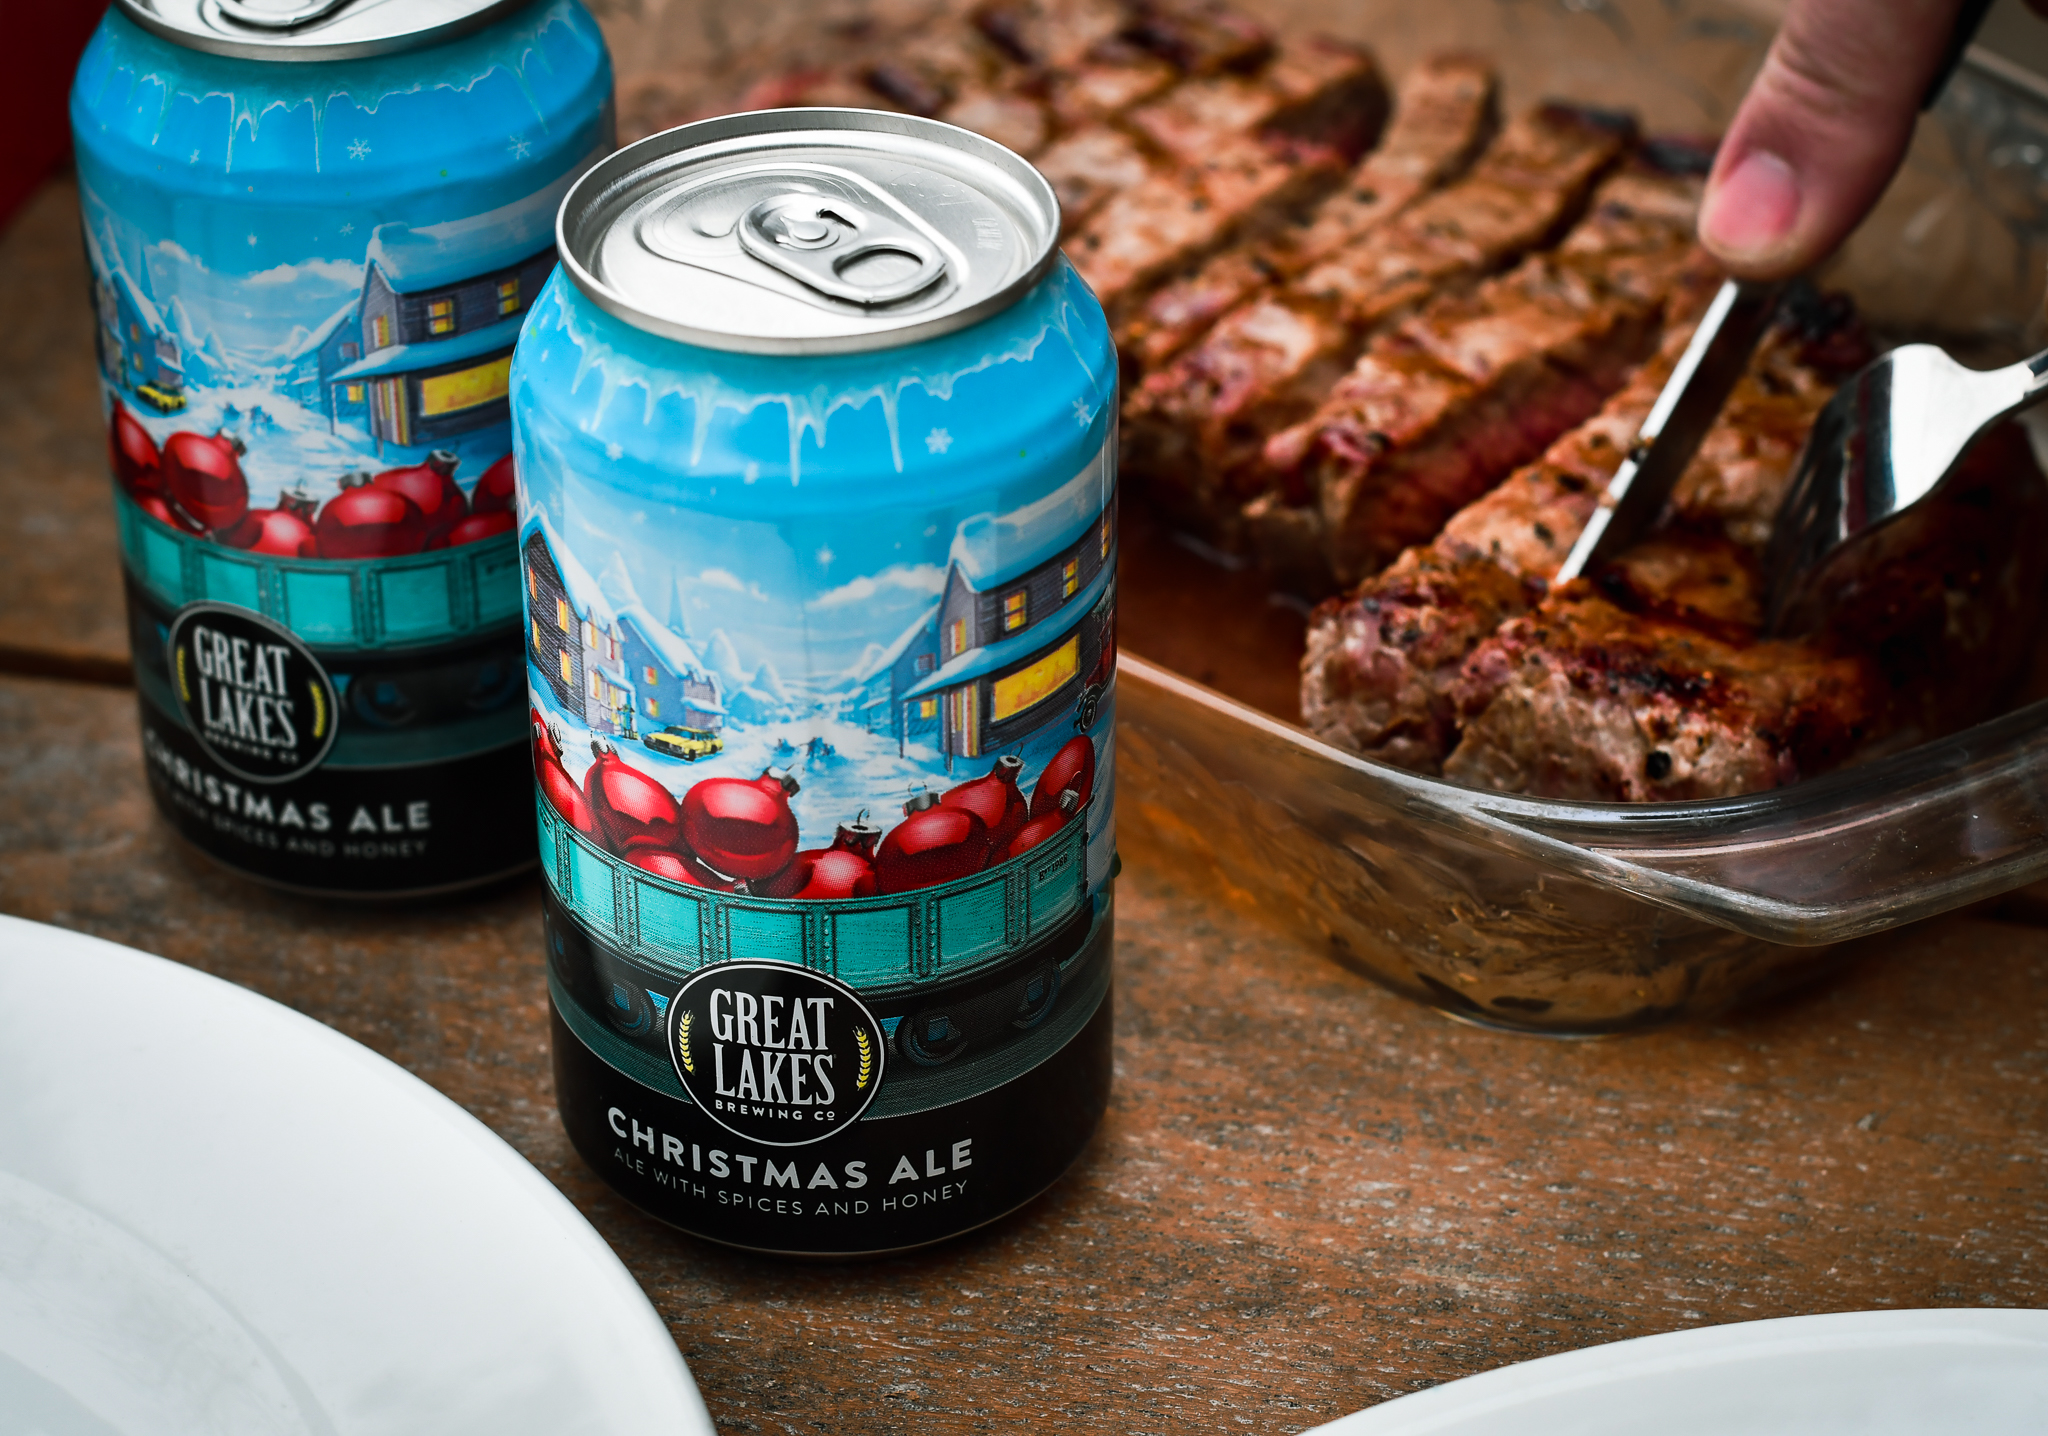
[1031,735,1096,820]
[161,430,249,533]
[136,491,204,534]
[626,846,739,890]
[681,769,802,879]
[941,755,1028,854]
[372,451,467,548]
[583,741,684,855]
[471,453,517,515]
[875,793,990,894]
[791,848,878,900]
[537,753,596,838]
[219,506,317,557]
[315,474,427,559]
[999,788,1079,862]
[754,819,883,900]
[443,509,515,547]
[531,710,561,770]
[108,402,160,494]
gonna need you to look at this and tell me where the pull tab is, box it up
[737,194,947,307]
[214,0,355,29]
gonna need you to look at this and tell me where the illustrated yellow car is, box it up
[136,384,187,413]
[642,726,723,762]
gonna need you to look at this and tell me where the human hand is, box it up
[1699,0,2048,279]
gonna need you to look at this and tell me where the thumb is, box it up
[1700,0,1966,279]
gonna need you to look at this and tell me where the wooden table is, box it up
[7,60,2048,1436]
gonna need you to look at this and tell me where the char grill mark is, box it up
[1123,104,1642,561]
[1064,36,1388,314]
[1299,289,1834,777]
[1120,55,1500,377]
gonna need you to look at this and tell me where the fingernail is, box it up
[1701,149,1801,258]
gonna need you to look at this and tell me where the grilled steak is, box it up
[1120,55,1499,377]
[1124,105,1644,554]
[1298,283,1847,774]
[1440,581,1884,800]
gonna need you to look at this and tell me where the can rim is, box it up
[110,0,541,62]
[555,108,1064,357]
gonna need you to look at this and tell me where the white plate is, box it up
[1311,1308,2048,1436]
[0,915,714,1436]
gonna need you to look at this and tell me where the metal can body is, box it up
[514,158,1119,1252]
[70,1,613,895]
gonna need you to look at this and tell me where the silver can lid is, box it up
[112,0,537,61]
[558,110,1063,355]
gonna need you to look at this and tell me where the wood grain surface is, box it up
[4,6,2046,1430]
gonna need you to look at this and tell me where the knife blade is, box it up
[1553,277,1783,584]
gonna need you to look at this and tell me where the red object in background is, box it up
[2,2,102,233]
[443,508,515,546]
[219,506,316,557]
[788,849,878,900]
[161,430,249,533]
[372,451,468,548]
[1030,735,1096,819]
[108,402,160,494]
[874,793,990,894]
[136,491,202,533]
[315,476,426,558]
[941,755,1028,855]
[471,453,516,515]
[681,771,801,879]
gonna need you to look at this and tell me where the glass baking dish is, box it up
[1114,0,2048,1032]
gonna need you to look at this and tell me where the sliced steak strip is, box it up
[972,0,1127,69]
[1439,585,1884,801]
[1120,55,1499,377]
[1252,158,1706,591]
[1065,37,1387,314]
[1124,104,1636,548]
[1037,126,1157,233]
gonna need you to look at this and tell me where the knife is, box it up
[1552,276,1782,585]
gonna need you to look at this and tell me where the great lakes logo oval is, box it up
[668,961,884,1146]
[167,603,338,784]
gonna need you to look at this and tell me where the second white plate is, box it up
[1311,1307,2048,1435]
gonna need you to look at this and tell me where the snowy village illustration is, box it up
[84,175,562,567]
[521,468,1118,914]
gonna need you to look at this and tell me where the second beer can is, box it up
[513,110,1119,1255]
[71,0,614,895]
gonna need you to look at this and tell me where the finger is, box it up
[1700,0,1964,280]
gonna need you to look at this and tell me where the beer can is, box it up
[70,0,614,895]
[514,110,1118,1255]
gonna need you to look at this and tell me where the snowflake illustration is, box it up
[816,546,835,568]
[507,135,532,159]
[1071,397,1094,428]
[347,138,371,160]
[187,149,200,164]
[338,222,354,235]
[925,427,953,454]
[247,234,259,246]
[605,442,623,461]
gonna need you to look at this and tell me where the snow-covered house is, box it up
[89,233,182,408]
[275,297,366,430]
[523,519,633,737]
[330,199,556,452]
[900,451,1117,767]
[846,604,942,754]
[618,607,726,734]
